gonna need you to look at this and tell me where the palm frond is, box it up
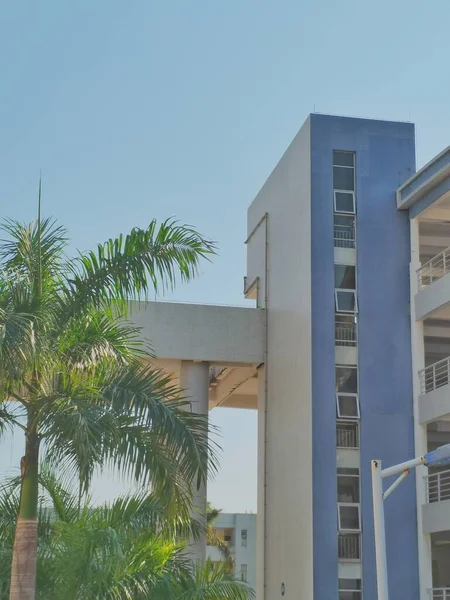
[62,219,216,321]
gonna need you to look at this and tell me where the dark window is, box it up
[339,579,362,600]
[335,265,356,289]
[336,366,358,393]
[333,166,355,191]
[333,152,355,168]
[334,191,355,213]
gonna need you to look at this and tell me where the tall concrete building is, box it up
[130,114,450,600]
[206,512,257,590]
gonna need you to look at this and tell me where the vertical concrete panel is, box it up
[247,118,313,600]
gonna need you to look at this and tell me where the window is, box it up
[335,290,358,313]
[336,366,358,394]
[334,191,356,214]
[337,468,360,503]
[241,529,247,547]
[338,533,361,560]
[336,420,359,448]
[339,578,362,600]
[241,564,248,583]
[335,265,356,289]
[333,151,355,192]
[338,503,361,531]
[336,394,360,419]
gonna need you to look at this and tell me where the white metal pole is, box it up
[372,459,389,600]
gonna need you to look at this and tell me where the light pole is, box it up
[372,443,450,600]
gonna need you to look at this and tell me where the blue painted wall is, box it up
[310,114,418,600]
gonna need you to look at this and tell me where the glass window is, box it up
[334,166,355,191]
[333,151,355,168]
[335,265,356,289]
[334,191,356,214]
[339,579,362,600]
[336,394,360,419]
[338,504,360,531]
[336,366,358,393]
[241,564,248,583]
[241,529,247,547]
[337,469,360,503]
[335,290,357,313]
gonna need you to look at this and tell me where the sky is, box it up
[1,0,450,513]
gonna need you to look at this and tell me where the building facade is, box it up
[206,513,257,591]
[127,113,450,600]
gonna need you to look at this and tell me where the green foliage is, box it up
[0,470,254,600]
[0,215,218,501]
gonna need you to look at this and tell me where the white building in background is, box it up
[206,513,256,590]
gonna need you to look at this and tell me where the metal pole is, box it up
[372,460,389,600]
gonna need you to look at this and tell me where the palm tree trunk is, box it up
[9,429,39,600]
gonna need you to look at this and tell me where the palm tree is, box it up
[0,467,254,599]
[207,502,235,573]
[0,208,218,600]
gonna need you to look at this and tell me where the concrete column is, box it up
[180,360,210,562]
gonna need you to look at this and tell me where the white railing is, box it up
[417,247,450,290]
[338,533,360,560]
[336,421,359,448]
[419,357,450,394]
[335,316,357,347]
[424,469,450,503]
[334,225,355,249]
[430,589,450,600]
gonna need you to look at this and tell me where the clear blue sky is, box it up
[1,0,450,512]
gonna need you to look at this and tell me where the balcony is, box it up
[416,248,450,320]
[335,316,357,347]
[425,470,450,503]
[423,470,450,533]
[418,358,450,423]
[430,589,450,600]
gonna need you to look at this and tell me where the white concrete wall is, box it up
[247,118,312,600]
[410,218,433,600]
[415,273,450,321]
[129,301,265,365]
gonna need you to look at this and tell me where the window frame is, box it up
[335,289,358,314]
[241,529,248,547]
[338,578,362,600]
[338,502,361,532]
[334,190,356,213]
[336,392,360,419]
[240,564,248,583]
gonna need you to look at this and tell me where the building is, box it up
[131,113,450,600]
[206,512,256,590]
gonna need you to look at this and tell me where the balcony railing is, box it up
[334,225,355,249]
[336,420,359,448]
[335,316,357,347]
[430,589,450,600]
[419,357,450,394]
[338,533,360,560]
[417,247,450,290]
[425,469,450,503]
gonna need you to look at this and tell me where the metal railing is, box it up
[419,357,450,394]
[418,247,450,290]
[425,469,450,503]
[336,421,359,448]
[334,225,355,249]
[338,533,360,560]
[430,589,450,600]
[335,316,357,347]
